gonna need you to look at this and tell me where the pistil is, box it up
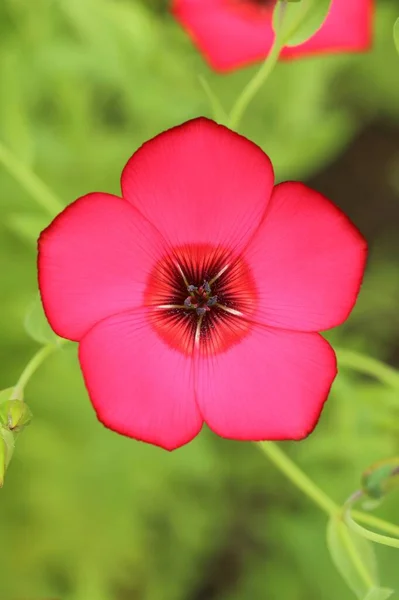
[183,280,218,316]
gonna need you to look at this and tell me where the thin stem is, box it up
[257,441,338,516]
[11,343,64,400]
[0,140,64,217]
[258,442,399,542]
[353,511,399,539]
[198,76,228,123]
[336,348,399,390]
[345,507,399,550]
[228,2,286,130]
[344,491,399,549]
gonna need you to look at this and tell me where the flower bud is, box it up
[361,458,399,499]
[0,400,32,433]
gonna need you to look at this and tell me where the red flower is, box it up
[38,118,366,450]
[172,0,374,72]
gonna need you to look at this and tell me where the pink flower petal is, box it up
[242,182,367,332]
[38,192,167,341]
[79,310,203,450]
[196,325,337,440]
[282,0,373,59]
[172,0,373,72]
[172,0,275,72]
[121,118,274,252]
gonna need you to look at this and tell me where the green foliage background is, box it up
[0,0,398,598]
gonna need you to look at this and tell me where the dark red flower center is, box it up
[230,0,275,10]
[228,0,275,21]
[247,0,274,5]
[145,244,257,357]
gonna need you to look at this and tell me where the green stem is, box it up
[345,502,399,550]
[11,343,64,400]
[257,441,338,515]
[258,442,399,541]
[198,76,228,123]
[0,140,64,217]
[353,511,399,539]
[336,348,399,390]
[228,3,286,130]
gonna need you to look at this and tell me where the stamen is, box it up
[203,281,211,294]
[174,261,191,289]
[209,264,230,285]
[207,296,218,307]
[157,304,188,310]
[216,303,244,317]
[194,314,204,347]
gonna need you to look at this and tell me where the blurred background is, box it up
[0,0,399,598]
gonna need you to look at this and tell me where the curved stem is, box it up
[257,441,338,515]
[11,342,65,400]
[349,521,399,549]
[335,348,399,390]
[228,3,287,130]
[344,496,399,550]
[352,511,399,540]
[198,76,228,123]
[258,442,399,541]
[228,41,282,130]
[0,140,64,217]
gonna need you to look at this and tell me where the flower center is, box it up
[228,0,275,20]
[248,0,274,5]
[145,244,257,357]
[184,280,218,316]
[230,0,275,9]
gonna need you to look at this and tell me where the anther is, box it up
[187,285,197,293]
[203,281,211,294]
[207,295,218,307]
[196,307,208,316]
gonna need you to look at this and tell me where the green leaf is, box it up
[364,588,394,600]
[0,428,15,488]
[24,294,58,345]
[394,18,399,55]
[327,517,378,599]
[273,0,333,47]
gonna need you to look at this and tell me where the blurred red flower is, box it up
[172,0,374,72]
[38,118,366,450]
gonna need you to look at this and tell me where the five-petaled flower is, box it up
[172,0,374,72]
[38,118,367,450]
